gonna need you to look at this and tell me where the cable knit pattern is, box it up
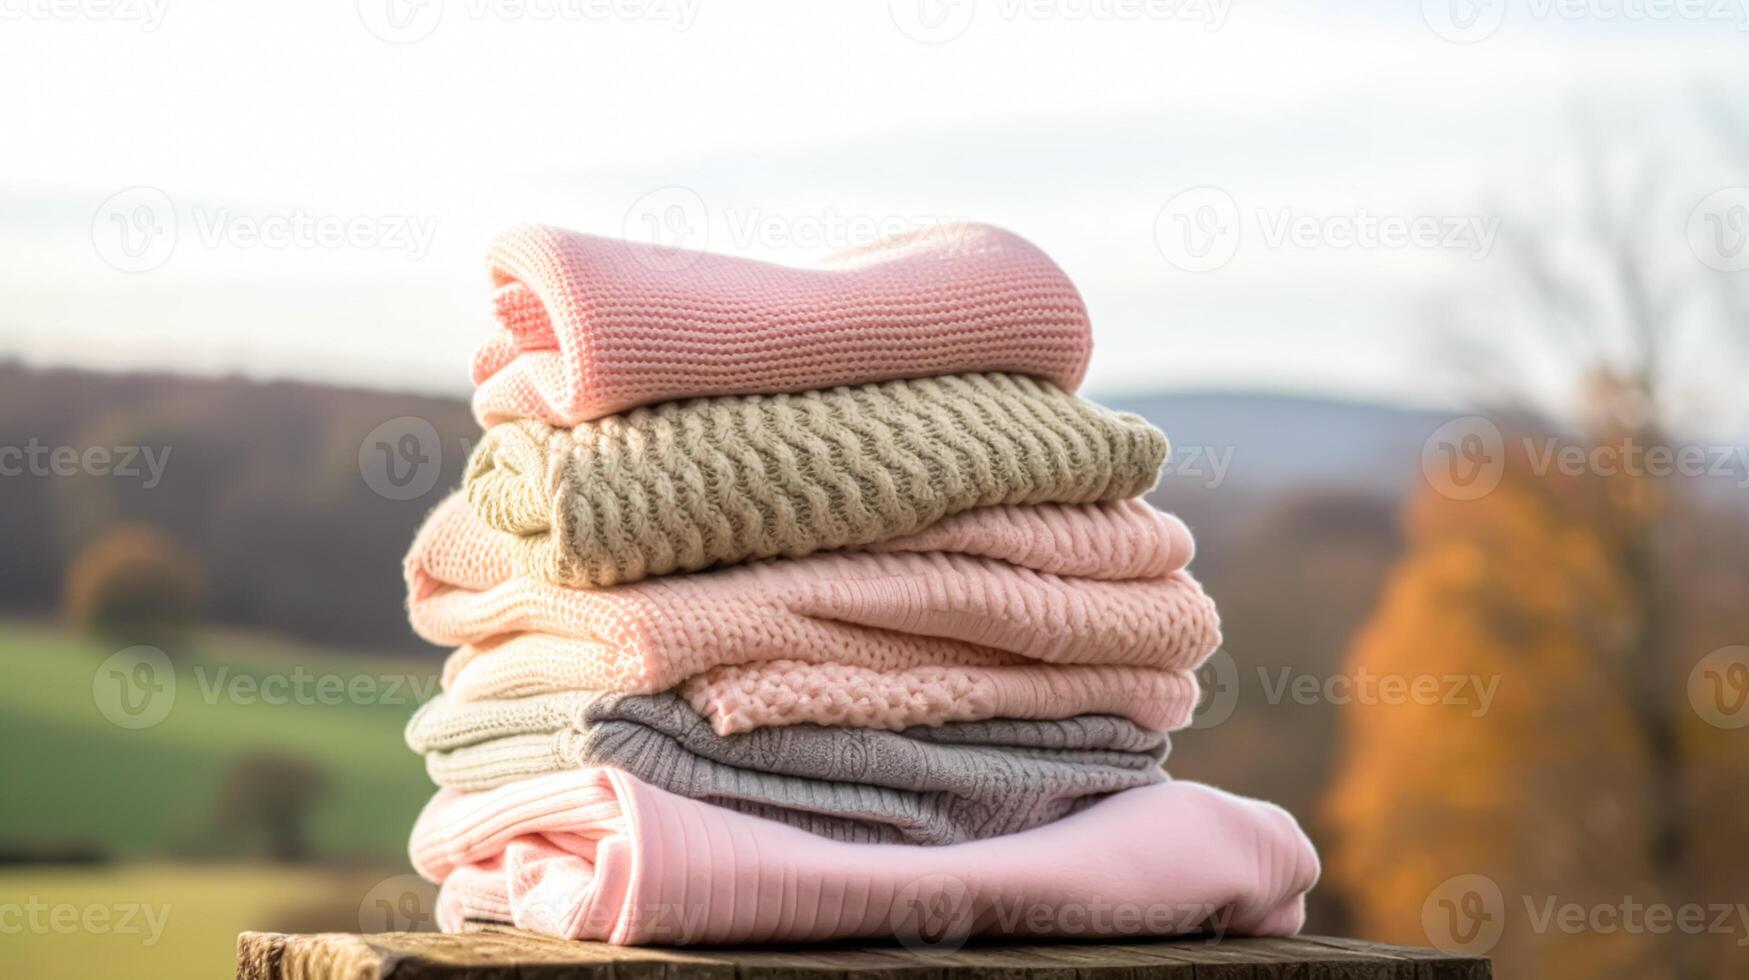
[464,372,1166,588]
[410,770,1320,945]
[406,494,1220,730]
[405,691,1167,844]
[470,223,1093,427]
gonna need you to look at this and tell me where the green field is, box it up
[0,621,444,977]
[0,863,423,980]
[0,620,438,861]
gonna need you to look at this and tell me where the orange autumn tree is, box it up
[63,523,204,652]
[1334,110,1749,979]
[1324,436,1672,979]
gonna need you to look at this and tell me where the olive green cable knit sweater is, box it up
[465,372,1168,588]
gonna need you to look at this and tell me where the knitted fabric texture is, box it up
[411,770,1321,945]
[444,650,1199,735]
[406,691,1168,844]
[676,660,1197,735]
[464,372,1167,588]
[406,495,1219,732]
[471,222,1093,427]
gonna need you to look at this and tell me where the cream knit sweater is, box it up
[465,371,1167,588]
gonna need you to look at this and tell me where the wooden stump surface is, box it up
[237,927,1490,980]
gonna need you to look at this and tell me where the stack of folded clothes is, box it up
[402,222,1319,946]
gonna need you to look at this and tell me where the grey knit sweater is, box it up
[406,691,1170,845]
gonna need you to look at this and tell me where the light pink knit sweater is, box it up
[471,223,1092,426]
[407,494,1219,734]
[411,769,1320,945]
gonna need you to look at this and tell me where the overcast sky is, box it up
[2,0,1745,411]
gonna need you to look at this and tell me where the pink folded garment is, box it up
[407,495,1220,732]
[447,647,1199,734]
[677,660,1197,735]
[471,223,1092,426]
[411,769,1319,945]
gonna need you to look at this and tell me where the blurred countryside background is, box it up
[3,3,1749,978]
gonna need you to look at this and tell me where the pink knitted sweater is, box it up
[471,223,1093,426]
[410,769,1320,945]
[406,495,1220,733]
